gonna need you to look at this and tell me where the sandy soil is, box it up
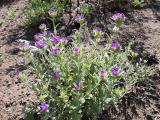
[0,0,36,120]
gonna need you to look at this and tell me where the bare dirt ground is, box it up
[0,0,36,120]
[0,0,160,120]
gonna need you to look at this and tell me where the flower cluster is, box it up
[74,82,81,89]
[51,48,61,55]
[51,36,62,43]
[19,40,30,51]
[112,66,122,76]
[75,14,85,24]
[99,69,106,77]
[39,23,47,31]
[53,71,61,79]
[39,102,49,112]
[43,30,52,36]
[111,13,126,21]
[111,41,120,51]
[48,7,57,18]
[73,47,79,54]
[111,13,127,30]
[34,33,44,40]
[35,40,47,48]
[17,56,30,65]
[93,26,102,38]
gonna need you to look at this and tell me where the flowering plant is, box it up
[22,11,148,120]
[111,13,127,31]
[25,0,65,26]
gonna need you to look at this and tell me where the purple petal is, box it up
[53,71,61,79]
[93,26,102,32]
[39,102,49,112]
[51,36,62,43]
[112,67,121,76]
[73,47,79,54]
[34,33,44,40]
[111,13,126,20]
[39,23,47,30]
[51,48,61,55]
[99,69,106,77]
[74,82,81,89]
[15,71,20,77]
[35,41,47,48]
[111,41,120,51]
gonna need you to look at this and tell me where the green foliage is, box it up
[131,0,144,7]
[25,0,66,26]
[7,8,16,20]
[21,12,149,119]
[25,112,35,120]
[79,4,91,16]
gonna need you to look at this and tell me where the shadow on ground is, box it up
[0,0,20,7]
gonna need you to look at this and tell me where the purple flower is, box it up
[99,69,106,77]
[74,82,81,89]
[48,7,57,17]
[17,57,24,65]
[93,26,102,37]
[35,41,47,48]
[111,41,120,51]
[15,71,20,77]
[73,47,79,54]
[34,33,44,40]
[51,36,62,43]
[51,48,61,55]
[49,7,56,13]
[111,13,126,21]
[39,23,47,30]
[93,26,102,32]
[43,31,52,36]
[112,67,121,76]
[128,84,133,92]
[53,71,61,79]
[17,56,30,65]
[39,102,49,112]
[75,14,85,24]
[19,41,30,51]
